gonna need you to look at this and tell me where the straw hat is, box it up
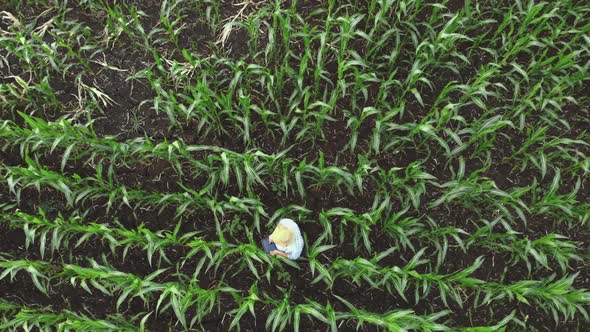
[270,223,295,247]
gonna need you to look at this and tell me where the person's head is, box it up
[271,223,294,248]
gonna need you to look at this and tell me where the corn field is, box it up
[0,0,589,331]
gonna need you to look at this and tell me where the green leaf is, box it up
[61,144,75,172]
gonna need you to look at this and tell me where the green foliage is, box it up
[0,0,588,330]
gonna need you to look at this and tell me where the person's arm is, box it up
[270,250,289,258]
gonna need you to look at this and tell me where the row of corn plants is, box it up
[0,256,239,330]
[308,246,589,324]
[229,281,518,332]
[0,209,294,282]
[0,299,145,332]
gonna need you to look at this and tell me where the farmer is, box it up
[261,218,304,260]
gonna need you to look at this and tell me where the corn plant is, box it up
[429,171,530,223]
[2,209,277,284]
[1,257,239,329]
[334,295,450,331]
[3,208,198,266]
[102,2,151,50]
[528,170,589,224]
[467,217,583,273]
[0,300,145,332]
[0,258,52,295]
[314,246,590,321]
